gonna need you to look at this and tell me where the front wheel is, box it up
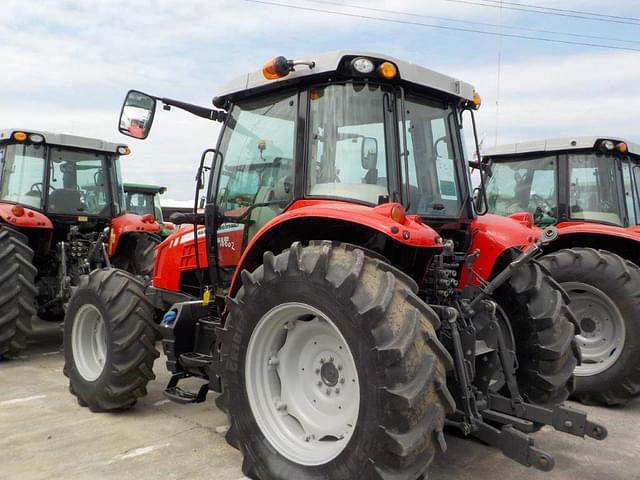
[64,268,159,411]
[216,241,455,480]
[540,248,640,406]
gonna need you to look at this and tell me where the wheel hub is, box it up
[71,304,107,382]
[245,302,360,466]
[563,282,626,377]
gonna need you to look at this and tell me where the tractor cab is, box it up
[121,52,482,290]
[0,129,129,231]
[123,182,174,236]
[483,137,640,228]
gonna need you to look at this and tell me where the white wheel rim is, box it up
[563,282,627,377]
[71,304,107,381]
[245,302,360,466]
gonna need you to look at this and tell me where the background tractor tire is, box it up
[0,226,37,358]
[494,261,578,405]
[540,248,640,406]
[215,241,455,480]
[64,268,159,411]
[112,233,161,278]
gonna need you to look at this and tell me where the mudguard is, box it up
[108,213,160,256]
[0,203,52,229]
[556,220,640,243]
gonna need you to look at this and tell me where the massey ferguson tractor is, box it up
[0,129,160,357]
[63,53,605,479]
[483,137,640,406]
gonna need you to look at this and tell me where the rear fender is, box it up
[228,200,442,296]
[108,213,160,256]
[0,203,52,229]
[461,213,540,286]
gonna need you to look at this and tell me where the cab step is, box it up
[163,372,209,404]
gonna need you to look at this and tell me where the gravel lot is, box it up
[1,319,639,480]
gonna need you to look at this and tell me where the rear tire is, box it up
[64,268,159,411]
[494,261,578,405]
[540,248,640,406]
[111,233,161,278]
[0,226,37,358]
[216,241,455,480]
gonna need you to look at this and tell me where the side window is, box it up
[622,162,637,224]
[429,117,457,201]
[216,92,297,269]
[0,144,46,209]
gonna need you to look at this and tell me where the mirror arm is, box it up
[468,108,489,215]
[159,97,226,122]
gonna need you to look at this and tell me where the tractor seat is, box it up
[48,188,87,213]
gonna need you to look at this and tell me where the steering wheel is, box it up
[29,182,55,194]
[530,194,555,225]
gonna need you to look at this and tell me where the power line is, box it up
[306,0,640,45]
[442,0,640,26]
[477,0,640,23]
[243,0,640,52]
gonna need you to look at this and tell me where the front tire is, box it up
[494,260,578,405]
[540,248,640,406]
[216,241,455,480]
[0,226,37,358]
[64,268,159,411]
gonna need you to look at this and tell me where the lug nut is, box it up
[326,389,331,395]
[320,358,325,364]
[315,368,320,375]
[335,388,340,394]
[275,400,287,411]
[268,356,279,367]
[329,356,334,363]
[337,365,343,371]
[317,381,322,387]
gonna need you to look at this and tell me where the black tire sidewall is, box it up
[225,277,381,479]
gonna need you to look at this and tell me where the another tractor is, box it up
[483,136,640,405]
[0,129,161,357]
[64,53,605,479]
[124,182,175,237]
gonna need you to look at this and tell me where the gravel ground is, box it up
[1,319,638,480]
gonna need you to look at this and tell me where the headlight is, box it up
[29,133,44,143]
[351,57,375,74]
[601,140,615,151]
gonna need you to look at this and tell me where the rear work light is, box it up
[29,133,44,143]
[351,57,375,74]
[117,145,131,155]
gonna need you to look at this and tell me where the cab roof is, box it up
[0,128,127,154]
[124,183,167,194]
[484,136,640,158]
[213,50,476,108]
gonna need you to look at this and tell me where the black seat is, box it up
[48,188,86,213]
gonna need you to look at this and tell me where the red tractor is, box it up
[0,129,160,357]
[483,136,640,405]
[64,54,605,479]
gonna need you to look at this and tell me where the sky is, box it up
[1,0,639,204]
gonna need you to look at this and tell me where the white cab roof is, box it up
[214,50,476,105]
[484,136,640,158]
[0,128,126,153]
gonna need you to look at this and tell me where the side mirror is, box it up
[361,137,378,170]
[119,90,156,139]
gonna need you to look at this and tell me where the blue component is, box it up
[162,309,177,325]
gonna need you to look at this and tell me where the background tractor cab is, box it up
[83,52,606,479]
[0,129,161,356]
[482,137,640,406]
[124,182,174,237]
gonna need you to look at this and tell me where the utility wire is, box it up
[442,0,640,26]
[244,0,640,52]
[477,0,640,23]
[306,0,640,45]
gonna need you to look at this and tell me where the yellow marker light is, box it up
[390,204,405,223]
[618,142,628,153]
[472,91,482,109]
[13,131,27,142]
[378,61,397,80]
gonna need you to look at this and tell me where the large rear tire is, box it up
[64,268,159,411]
[111,233,161,278]
[0,226,37,358]
[494,261,578,405]
[216,241,455,480]
[540,248,640,406]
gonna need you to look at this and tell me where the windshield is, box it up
[486,156,557,226]
[125,190,163,221]
[0,143,47,209]
[400,95,463,217]
[48,147,112,215]
[307,83,389,204]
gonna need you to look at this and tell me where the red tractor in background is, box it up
[0,129,160,357]
[64,53,605,479]
[483,137,640,405]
